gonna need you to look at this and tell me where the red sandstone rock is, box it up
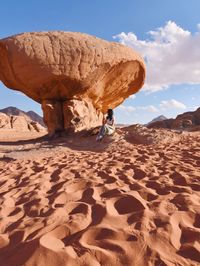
[63,99,103,132]
[148,107,200,131]
[0,113,11,129]
[0,31,145,134]
[0,112,45,132]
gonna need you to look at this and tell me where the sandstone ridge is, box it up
[0,112,46,132]
[0,106,45,127]
[0,31,145,134]
[148,107,200,131]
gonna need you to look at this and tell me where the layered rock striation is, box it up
[0,31,145,135]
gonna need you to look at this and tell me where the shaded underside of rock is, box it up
[0,31,145,134]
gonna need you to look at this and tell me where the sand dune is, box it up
[0,127,199,266]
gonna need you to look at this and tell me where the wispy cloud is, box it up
[117,99,186,114]
[114,21,200,93]
[137,105,159,112]
[118,105,136,112]
[14,91,26,97]
[117,104,158,113]
[129,95,136,99]
[159,99,186,110]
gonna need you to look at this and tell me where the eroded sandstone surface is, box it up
[0,31,145,134]
[0,112,46,132]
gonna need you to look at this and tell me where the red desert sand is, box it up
[0,126,200,266]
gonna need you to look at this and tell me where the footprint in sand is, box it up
[190,183,200,191]
[132,167,146,180]
[80,188,96,205]
[171,171,188,186]
[194,214,200,228]
[177,227,200,263]
[79,226,125,256]
[114,195,145,215]
[127,210,145,226]
[69,203,89,215]
[47,180,67,194]
[170,193,199,211]
[90,204,107,226]
[97,171,117,184]
[52,192,69,207]
[100,188,122,198]
[145,180,170,195]
[138,190,158,202]
[95,228,117,241]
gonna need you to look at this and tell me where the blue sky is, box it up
[0,0,200,124]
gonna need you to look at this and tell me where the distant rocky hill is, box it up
[0,112,46,133]
[148,107,200,131]
[0,107,45,127]
[26,111,45,127]
[147,115,168,126]
[0,107,46,133]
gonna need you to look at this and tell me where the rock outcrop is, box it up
[0,112,46,132]
[0,113,11,129]
[148,107,200,131]
[0,31,145,135]
[0,107,45,127]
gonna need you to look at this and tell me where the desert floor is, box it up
[0,128,200,266]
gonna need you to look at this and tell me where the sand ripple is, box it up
[0,129,200,265]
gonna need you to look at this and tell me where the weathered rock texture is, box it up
[0,107,45,127]
[148,107,200,131]
[0,31,145,134]
[0,112,46,132]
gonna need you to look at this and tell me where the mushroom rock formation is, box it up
[0,31,145,135]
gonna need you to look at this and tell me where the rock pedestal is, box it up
[42,100,64,136]
[42,99,103,135]
[63,99,103,132]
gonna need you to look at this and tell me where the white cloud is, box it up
[114,21,200,92]
[138,105,159,112]
[14,91,26,96]
[118,105,136,112]
[129,95,136,99]
[159,99,186,110]
[117,99,187,116]
[117,104,158,113]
